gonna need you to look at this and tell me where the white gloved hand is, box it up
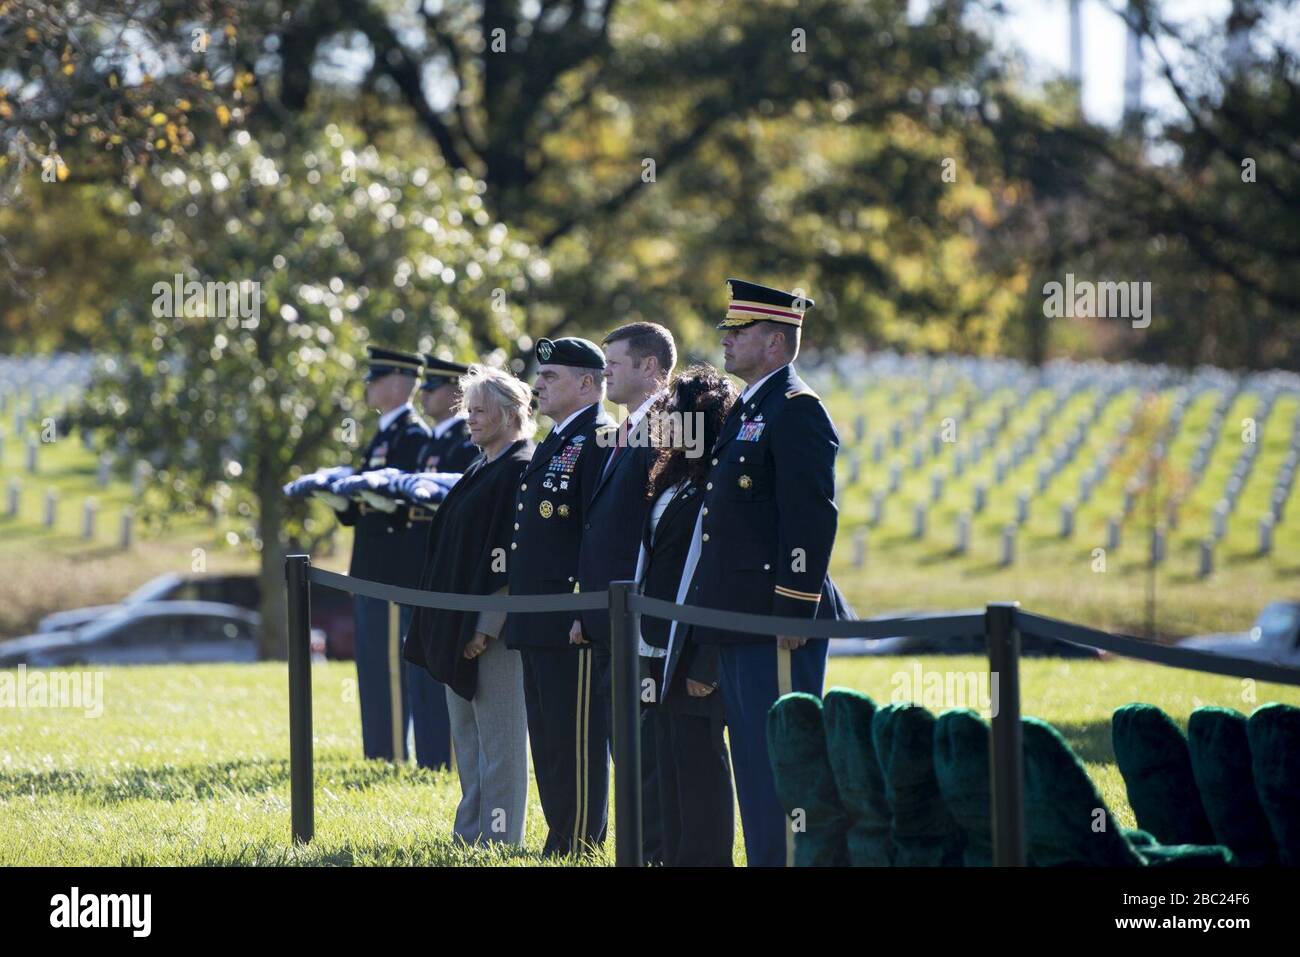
[313,490,350,512]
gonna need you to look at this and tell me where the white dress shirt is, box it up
[551,402,599,438]
[378,402,414,433]
[432,412,467,440]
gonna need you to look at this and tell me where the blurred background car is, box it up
[33,573,354,659]
[0,602,331,667]
[828,609,1102,658]
[1178,601,1300,667]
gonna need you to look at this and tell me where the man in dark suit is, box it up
[571,322,676,864]
[678,280,841,866]
[333,347,441,764]
[505,337,615,856]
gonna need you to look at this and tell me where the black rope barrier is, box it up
[285,554,1300,867]
[1015,610,1300,687]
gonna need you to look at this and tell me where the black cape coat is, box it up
[403,439,533,701]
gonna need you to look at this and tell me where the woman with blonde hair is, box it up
[404,365,535,846]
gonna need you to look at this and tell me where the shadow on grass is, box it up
[0,754,440,804]
[1042,718,1115,766]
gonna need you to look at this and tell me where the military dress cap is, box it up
[534,336,605,370]
[364,346,424,382]
[718,278,815,330]
[421,354,470,390]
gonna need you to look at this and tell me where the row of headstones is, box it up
[3,479,136,546]
[858,377,1099,520]
[846,512,1254,576]
[0,427,123,487]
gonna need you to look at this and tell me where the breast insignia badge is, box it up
[539,501,554,518]
[738,474,752,489]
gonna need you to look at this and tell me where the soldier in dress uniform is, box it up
[415,355,480,475]
[388,354,480,769]
[334,346,449,766]
[504,336,615,856]
[670,280,842,867]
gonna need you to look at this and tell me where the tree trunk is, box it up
[257,470,289,661]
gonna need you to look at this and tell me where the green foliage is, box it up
[72,121,542,653]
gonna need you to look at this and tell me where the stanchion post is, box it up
[286,553,314,845]
[608,580,642,867]
[986,601,1025,866]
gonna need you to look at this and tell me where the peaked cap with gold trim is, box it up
[364,346,424,382]
[718,278,814,330]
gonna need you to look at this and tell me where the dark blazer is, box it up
[505,402,615,649]
[404,440,533,700]
[576,414,658,646]
[336,405,431,588]
[636,482,721,711]
[686,364,842,645]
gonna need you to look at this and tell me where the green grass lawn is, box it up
[2,656,1297,866]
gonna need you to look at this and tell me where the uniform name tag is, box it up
[738,421,765,441]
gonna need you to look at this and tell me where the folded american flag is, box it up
[390,471,462,505]
[283,466,354,499]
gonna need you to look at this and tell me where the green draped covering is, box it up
[1246,703,1300,867]
[871,702,963,866]
[933,709,995,867]
[1023,716,1147,866]
[822,688,894,866]
[1188,707,1277,866]
[766,692,851,866]
[1112,703,1215,845]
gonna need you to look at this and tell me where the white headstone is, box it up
[1060,502,1075,539]
[853,529,867,568]
[1198,539,1214,578]
[43,489,58,528]
[1000,524,1016,567]
[82,498,97,539]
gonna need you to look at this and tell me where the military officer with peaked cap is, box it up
[333,346,447,766]
[667,279,844,866]
[504,336,616,856]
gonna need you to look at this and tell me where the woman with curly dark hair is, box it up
[634,363,739,866]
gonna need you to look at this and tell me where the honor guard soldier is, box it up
[334,346,451,768]
[415,354,480,475]
[504,336,615,856]
[389,353,480,768]
[672,280,843,866]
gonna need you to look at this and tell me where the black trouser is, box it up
[520,645,610,856]
[649,658,735,867]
